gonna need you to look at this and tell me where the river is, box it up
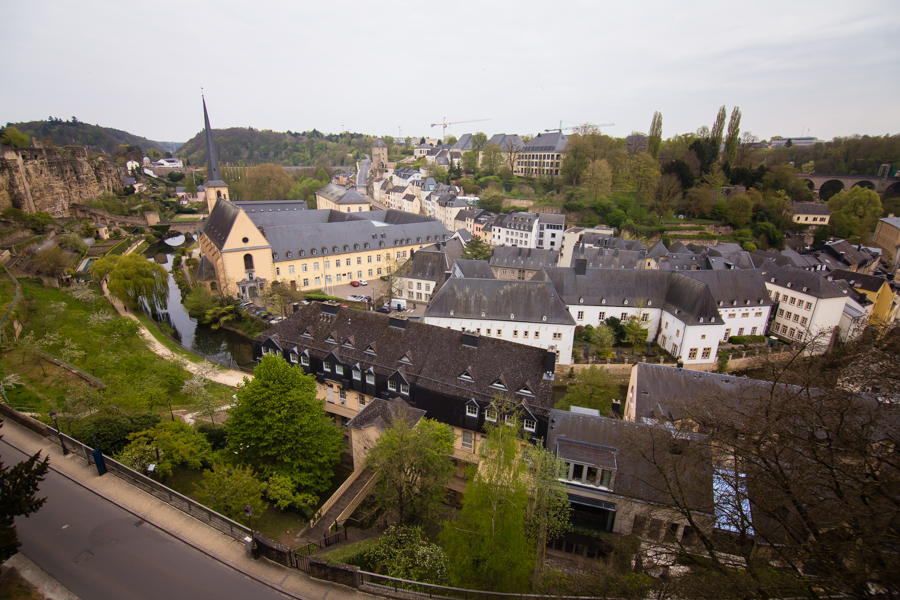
[144,237,256,370]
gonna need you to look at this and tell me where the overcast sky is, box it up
[2,1,898,145]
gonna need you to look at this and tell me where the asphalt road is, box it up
[2,440,291,600]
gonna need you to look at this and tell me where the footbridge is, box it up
[70,204,205,234]
[800,173,900,199]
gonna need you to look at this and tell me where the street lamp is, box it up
[243,505,254,538]
[166,397,175,422]
[48,411,68,455]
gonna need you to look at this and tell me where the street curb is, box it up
[2,436,308,600]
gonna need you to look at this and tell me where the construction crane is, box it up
[545,121,614,133]
[430,117,491,140]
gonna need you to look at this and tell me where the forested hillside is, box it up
[5,118,179,155]
[178,127,376,167]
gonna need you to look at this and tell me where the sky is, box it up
[2,1,899,145]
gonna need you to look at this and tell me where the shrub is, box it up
[69,412,161,456]
[167,172,185,182]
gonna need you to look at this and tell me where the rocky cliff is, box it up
[0,145,121,217]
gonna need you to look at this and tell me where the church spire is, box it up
[203,95,222,182]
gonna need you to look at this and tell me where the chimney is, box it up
[611,399,621,418]
[320,301,340,316]
[292,302,300,313]
[544,350,557,374]
[389,315,408,330]
[574,258,587,276]
[677,360,684,370]
[462,331,479,348]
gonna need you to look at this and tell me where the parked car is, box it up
[358,280,368,286]
[375,306,391,314]
[350,280,361,287]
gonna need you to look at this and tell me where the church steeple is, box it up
[203,95,222,182]
[201,95,229,211]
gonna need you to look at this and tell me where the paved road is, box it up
[3,441,290,600]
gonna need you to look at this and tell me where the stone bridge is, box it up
[799,173,900,199]
[69,204,205,234]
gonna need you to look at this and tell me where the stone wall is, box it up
[0,145,121,217]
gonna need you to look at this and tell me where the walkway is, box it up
[1,417,374,600]
[100,280,249,388]
[301,470,375,543]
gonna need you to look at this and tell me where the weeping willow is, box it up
[91,253,169,312]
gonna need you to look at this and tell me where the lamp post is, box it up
[48,411,68,455]
[166,397,175,422]
[244,505,254,539]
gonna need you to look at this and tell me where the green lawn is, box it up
[106,237,134,256]
[319,537,378,565]
[134,312,203,363]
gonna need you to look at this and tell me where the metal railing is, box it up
[358,572,608,600]
[294,529,348,557]
[44,425,251,542]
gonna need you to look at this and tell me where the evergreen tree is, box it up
[723,106,742,166]
[0,419,50,562]
[710,105,727,159]
[648,111,663,160]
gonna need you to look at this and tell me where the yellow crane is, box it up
[430,117,491,140]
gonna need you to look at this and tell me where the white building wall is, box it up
[421,316,575,365]
[766,283,847,352]
[657,313,724,364]
[717,303,772,341]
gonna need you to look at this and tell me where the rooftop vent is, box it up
[462,332,480,348]
[389,315,409,330]
[320,301,340,316]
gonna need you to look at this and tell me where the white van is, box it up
[391,298,407,311]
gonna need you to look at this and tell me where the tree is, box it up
[620,328,900,598]
[377,252,406,306]
[471,132,488,152]
[0,126,30,148]
[629,153,660,199]
[227,355,342,494]
[827,186,883,240]
[364,526,449,584]
[648,173,682,217]
[648,111,663,159]
[0,419,50,562]
[181,364,222,424]
[556,366,619,415]
[662,159,696,191]
[234,163,292,201]
[193,462,267,525]
[477,190,504,214]
[584,159,612,201]
[116,421,213,478]
[584,323,615,354]
[35,246,73,274]
[461,150,479,174]
[726,192,753,228]
[461,237,492,261]
[22,212,54,232]
[622,314,649,347]
[605,208,628,229]
[502,137,523,172]
[316,167,329,183]
[710,105,727,159]
[723,106,741,165]
[58,232,86,254]
[440,421,536,591]
[365,413,455,525]
[92,254,168,311]
[183,287,222,322]
[480,144,503,175]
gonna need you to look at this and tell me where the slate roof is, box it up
[793,202,831,215]
[450,133,473,151]
[543,268,721,325]
[246,209,451,263]
[579,247,646,269]
[372,138,386,148]
[486,134,525,151]
[425,277,576,325]
[548,408,713,511]
[494,212,538,231]
[490,246,560,271]
[396,250,453,283]
[647,241,669,258]
[523,131,568,153]
[193,255,216,281]
[317,183,370,205]
[233,200,308,214]
[828,269,889,293]
[202,96,222,182]
[348,397,425,431]
[122,177,136,186]
[201,199,242,251]
[681,269,775,308]
[764,266,847,299]
[817,240,877,269]
[255,303,556,417]
[880,216,900,230]
[453,259,496,279]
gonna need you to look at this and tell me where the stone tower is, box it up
[371,137,388,174]
[202,96,229,212]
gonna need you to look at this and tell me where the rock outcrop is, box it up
[0,144,121,217]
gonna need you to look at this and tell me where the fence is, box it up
[38,417,251,542]
[358,572,608,600]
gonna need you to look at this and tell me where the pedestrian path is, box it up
[302,469,374,543]
[101,280,249,388]
[1,418,374,600]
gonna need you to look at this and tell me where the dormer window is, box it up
[286,251,292,258]
[343,340,354,349]
[352,368,361,380]
[300,354,309,366]
[523,419,536,432]
[466,404,478,417]
[364,345,376,355]
[301,329,313,338]
[517,385,534,397]
[388,380,398,392]
[489,379,507,391]
[366,372,375,385]
[399,354,412,365]
[458,370,474,382]
[323,361,332,372]
[325,334,336,344]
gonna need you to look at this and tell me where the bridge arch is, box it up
[851,180,876,191]
[801,178,814,191]
[819,179,845,201]
[885,181,900,200]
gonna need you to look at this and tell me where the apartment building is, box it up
[764,266,848,350]
[514,131,567,178]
